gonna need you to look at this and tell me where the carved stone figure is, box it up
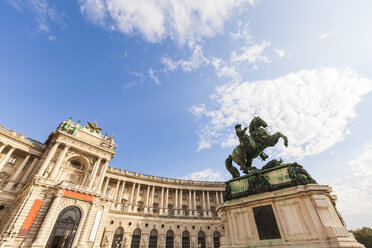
[225,116,288,178]
[288,162,317,184]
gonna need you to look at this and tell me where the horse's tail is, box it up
[225,155,240,178]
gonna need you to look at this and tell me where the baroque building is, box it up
[0,119,225,248]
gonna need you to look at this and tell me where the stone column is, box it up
[32,196,61,247]
[192,190,197,216]
[130,183,136,204]
[188,190,193,216]
[159,187,164,215]
[220,192,224,203]
[113,180,120,201]
[129,183,136,212]
[49,145,69,179]
[207,191,211,217]
[9,154,30,182]
[174,189,178,216]
[149,186,155,213]
[202,191,207,217]
[119,181,126,203]
[88,157,103,189]
[179,189,183,216]
[0,147,15,172]
[77,202,95,247]
[215,191,220,205]
[0,143,6,153]
[36,142,59,176]
[20,157,39,184]
[134,184,141,213]
[4,154,31,191]
[144,185,150,213]
[164,188,169,215]
[116,181,123,202]
[96,160,109,191]
[102,178,110,195]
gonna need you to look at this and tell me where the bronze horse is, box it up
[225,116,288,178]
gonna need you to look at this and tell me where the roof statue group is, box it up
[225,116,289,178]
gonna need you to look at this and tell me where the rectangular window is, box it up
[8,157,16,165]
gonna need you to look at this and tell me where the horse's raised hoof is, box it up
[284,140,288,147]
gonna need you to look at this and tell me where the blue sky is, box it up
[1,0,372,229]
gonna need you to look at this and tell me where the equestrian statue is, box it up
[225,116,288,178]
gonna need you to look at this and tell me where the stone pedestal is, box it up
[218,164,363,248]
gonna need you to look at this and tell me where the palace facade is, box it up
[0,119,225,248]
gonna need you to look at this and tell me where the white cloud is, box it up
[230,41,271,64]
[48,35,56,41]
[331,145,372,227]
[162,45,210,72]
[273,48,286,58]
[211,58,241,81]
[191,67,372,158]
[148,67,161,85]
[183,168,226,181]
[78,0,256,46]
[320,32,335,40]
[7,0,64,35]
[230,22,251,42]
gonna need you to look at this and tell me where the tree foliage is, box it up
[351,227,372,248]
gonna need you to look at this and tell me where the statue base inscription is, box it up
[218,184,364,248]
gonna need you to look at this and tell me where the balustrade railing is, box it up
[0,125,43,148]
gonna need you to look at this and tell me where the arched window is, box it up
[213,232,221,248]
[130,229,141,248]
[198,231,206,248]
[166,230,174,248]
[46,206,82,248]
[182,231,190,248]
[111,227,124,248]
[148,229,158,248]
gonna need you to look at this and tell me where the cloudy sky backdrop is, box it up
[1,0,372,229]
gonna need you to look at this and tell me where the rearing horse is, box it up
[225,116,288,178]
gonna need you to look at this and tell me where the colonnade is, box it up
[0,142,40,191]
[100,176,224,217]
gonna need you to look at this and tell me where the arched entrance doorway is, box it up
[46,206,82,248]
[111,227,124,248]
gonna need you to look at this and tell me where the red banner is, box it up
[63,190,94,202]
[18,200,44,237]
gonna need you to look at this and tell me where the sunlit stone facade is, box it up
[0,120,225,248]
